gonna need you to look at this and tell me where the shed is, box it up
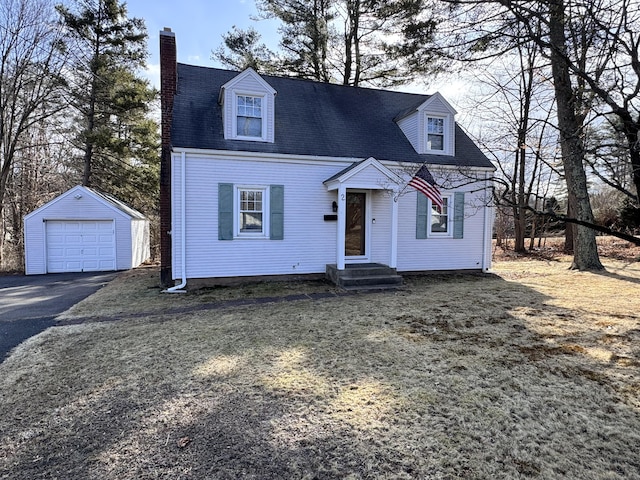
[24,185,150,275]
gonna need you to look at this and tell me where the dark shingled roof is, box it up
[171,63,494,169]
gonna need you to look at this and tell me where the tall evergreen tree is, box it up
[212,26,278,73]
[214,0,437,87]
[56,0,158,211]
[259,0,334,82]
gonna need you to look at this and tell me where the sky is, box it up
[123,0,465,102]
[124,0,280,88]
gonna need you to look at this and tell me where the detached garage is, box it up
[24,185,150,275]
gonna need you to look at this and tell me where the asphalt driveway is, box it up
[0,271,118,361]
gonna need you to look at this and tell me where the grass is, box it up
[1,255,640,479]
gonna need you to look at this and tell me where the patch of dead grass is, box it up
[58,266,341,320]
[1,257,640,479]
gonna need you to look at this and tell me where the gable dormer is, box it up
[219,68,277,143]
[396,92,457,156]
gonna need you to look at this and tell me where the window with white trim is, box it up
[429,195,452,236]
[427,116,445,152]
[236,186,268,237]
[235,94,265,139]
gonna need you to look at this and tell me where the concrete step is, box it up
[326,263,403,290]
[339,274,403,288]
[342,265,398,277]
[341,283,404,292]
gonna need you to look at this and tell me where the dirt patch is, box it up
[1,259,640,479]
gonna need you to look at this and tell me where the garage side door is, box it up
[46,220,116,273]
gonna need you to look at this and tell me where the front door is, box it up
[345,192,366,256]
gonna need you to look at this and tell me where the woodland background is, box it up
[2,0,639,273]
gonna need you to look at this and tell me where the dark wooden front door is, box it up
[345,192,366,256]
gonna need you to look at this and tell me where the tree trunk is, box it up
[548,0,602,270]
[514,144,527,252]
[343,0,354,85]
[624,127,640,204]
[564,198,575,254]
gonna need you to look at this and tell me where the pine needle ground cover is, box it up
[1,258,640,479]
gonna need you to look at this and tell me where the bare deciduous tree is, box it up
[0,0,66,268]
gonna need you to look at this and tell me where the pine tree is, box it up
[56,0,158,212]
[214,0,436,87]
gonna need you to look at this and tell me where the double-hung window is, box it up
[417,192,464,239]
[430,196,450,235]
[219,184,284,241]
[237,187,267,237]
[236,95,263,138]
[427,117,445,152]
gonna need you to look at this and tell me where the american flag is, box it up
[408,165,443,211]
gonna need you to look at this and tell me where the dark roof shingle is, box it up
[171,64,494,169]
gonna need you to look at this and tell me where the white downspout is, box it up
[390,191,398,269]
[166,151,187,293]
[482,171,491,273]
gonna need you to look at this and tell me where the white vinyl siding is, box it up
[421,96,455,156]
[131,218,150,268]
[419,112,453,155]
[426,96,454,115]
[397,114,419,152]
[23,186,149,274]
[171,152,492,279]
[399,189,486,272]
[221,70,276,143]
[369,190,393,265]
[397,94,457,156]
[172,155,337,279]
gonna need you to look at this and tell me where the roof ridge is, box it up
[176,62,431,99]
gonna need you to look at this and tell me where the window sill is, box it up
[422,149,451,155]
[232,135,269,142]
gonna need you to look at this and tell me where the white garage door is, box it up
[46,220,116,273]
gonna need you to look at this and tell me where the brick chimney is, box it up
[160,28,176,287]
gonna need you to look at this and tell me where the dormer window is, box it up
[427,117,445,151]
[395,92,456,156]
[237,95,263,138]
[220,68,277,143]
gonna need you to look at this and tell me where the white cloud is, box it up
[142,63,160,89]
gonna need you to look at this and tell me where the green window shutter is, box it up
[453,192,465,239]
[218,183,234,240]
[270,185,284,240]
[416,192,428,239]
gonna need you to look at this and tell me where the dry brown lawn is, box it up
[1,251,640,479]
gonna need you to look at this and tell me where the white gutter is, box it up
[171,147,496,174]
[166,151,187,293]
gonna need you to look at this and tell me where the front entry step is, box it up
[326,263,403,290]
